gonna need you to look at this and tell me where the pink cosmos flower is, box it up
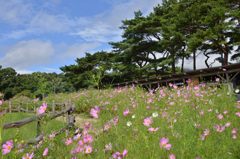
[49,133,56,140]
[73,133,81,140]
[71,145,84,154]
[148,127,159,132]
[22,152,34,159]
[112,149,128,159]
[214,125,225,132]
[169,154,176,159]
[223,110,228,114]
[83,134,93,144]
[113,116,119,125]
[65,138,73,145]
[37,103,47,115]
[232,128,238,139]
[143,117,153,127]
[200,129,210,140]
[0,100,3,105]
[84,122,92,131]
[123,109,130,116]
[90,106,100,118]
[84,145,93,154]
[225,122,231,127]
[78,140,84,146]
[43,148,48,156]
[173,85,178,89]
[235,112,240,117]
[160,90,166,97]
[103,122,111,131]
[147,98,153,104]
[122,149,128,157]
[217,114,224,120]
[215,78,220,82]
[159,137,172,150]
[194,86,200,91]
[2,140,13,155]
[232,128,238,134]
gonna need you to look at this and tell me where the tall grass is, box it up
[1,84,240,158]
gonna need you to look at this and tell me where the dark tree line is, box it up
[61,0,240,90]
[0,66,74,100]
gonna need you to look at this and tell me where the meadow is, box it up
[1,82,240,159]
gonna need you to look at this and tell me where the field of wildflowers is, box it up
[1,82,240,159]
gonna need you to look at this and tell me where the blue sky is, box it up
[0,0,161,74]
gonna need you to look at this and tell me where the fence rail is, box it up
[2,102,76,147]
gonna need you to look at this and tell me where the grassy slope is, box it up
[1,84,240,158]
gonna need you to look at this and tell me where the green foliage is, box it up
[0,66,74,100]
[61,0,239,89]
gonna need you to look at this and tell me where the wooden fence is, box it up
[4,101,69,113]
[2,102,76,148]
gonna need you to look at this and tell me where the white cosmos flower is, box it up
[131,114,136,119]
[152,112,159,118]
[235,89,240,94]
[126,121,132,127]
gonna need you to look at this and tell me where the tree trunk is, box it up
[181,57,184,73]
[203,51,210,68]
[193,51,196,70]
[172,56,176,74]
[223,45,229,66]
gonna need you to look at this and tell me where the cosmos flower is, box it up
[43,148,48,157]
[126,121,132,127]
[22,152,34,159]
[152,112,159,118]
[143,117,153,127]
[90,106,100,118]
[112,149,128,159]
[169,154,176,159]
[84,145,93,154]
[217,114,224,120]
[123,109,130,116]
[148,127,159,132]
[65,138,73,145]
[37,103,47,115]
[159,137,172,150]
[2,140,13,155]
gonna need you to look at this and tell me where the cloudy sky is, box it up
[0,0,162,74]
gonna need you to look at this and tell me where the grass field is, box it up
[1,83,240,158]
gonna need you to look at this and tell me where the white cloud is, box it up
[3,0,161,42]
[29,12,74,33]
[64,42,101,58]
[0,40,54,70]
[0,0,32,24]
[71,0,161,42]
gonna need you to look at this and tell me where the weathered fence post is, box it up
[52,101,55,113]
[18,103,21,112]
[36,120,41,137]
[26,103,29,112]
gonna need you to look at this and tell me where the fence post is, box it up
[18,103,21,112]
[36,120,41,137]
[52,101,55,113]
[26,103,29,112]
